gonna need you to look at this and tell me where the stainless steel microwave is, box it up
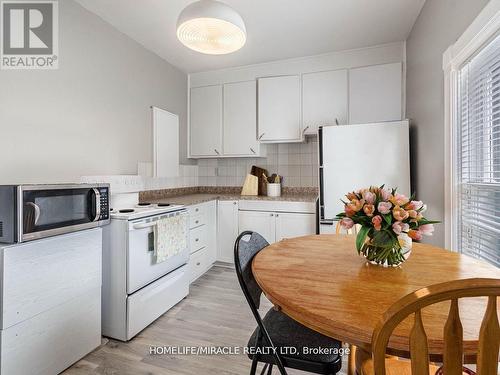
[0,184,110,243]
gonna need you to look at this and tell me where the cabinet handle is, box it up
[258,133,265,140]
[270,213,274,217]
[195,220,199,224]
[233,202,237,205]
[335,118,339,125]
[275,214,279,217]
[214,149,220,155]
[302,126,310,134]
[250,147,256,154]
[196,262,201,266]
[195,238,199,242]
[195,208,199,212]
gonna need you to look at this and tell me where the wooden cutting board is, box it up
[241,174,258,196]
[250,165,268,195]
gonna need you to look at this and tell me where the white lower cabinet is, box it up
[239,210,316,244]
[187,200,217,283]
[217,200,239,263]
[238,210,275,244]
[0,229,102,375]
[275,212,316,241]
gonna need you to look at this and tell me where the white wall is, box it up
[190,42,405,87]
[0,0,190,185]
[406,0,489,247]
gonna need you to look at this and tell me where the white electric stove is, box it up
[110,202,185,220]
[102,199,190,341]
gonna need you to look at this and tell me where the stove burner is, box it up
[119,209,135,213]
[157,203,171,207]
[137,203,151,206]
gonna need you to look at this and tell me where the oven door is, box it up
[20,185,101,242]
[127,210,189,294]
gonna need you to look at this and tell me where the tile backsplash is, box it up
[198,136,319,187]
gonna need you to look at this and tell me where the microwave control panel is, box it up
[98,188,109,220]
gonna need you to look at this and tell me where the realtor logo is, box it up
[1,0,58,69]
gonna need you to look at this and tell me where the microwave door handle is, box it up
[92,188,101,222]
[26,202,41,224]
[133,222,157,230]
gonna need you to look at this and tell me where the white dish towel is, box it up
[154,213,188,264]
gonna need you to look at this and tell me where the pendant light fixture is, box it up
[177,0,246,55]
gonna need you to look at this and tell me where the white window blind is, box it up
[458,33,500,267]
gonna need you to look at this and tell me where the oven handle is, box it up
[133,222,158,230]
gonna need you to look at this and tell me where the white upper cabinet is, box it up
[349,62,403,124]
[152,107,179,177]
[302,69,348,134]
[257,75,302,142]
[190,85,223,157]
[223,81,260,156]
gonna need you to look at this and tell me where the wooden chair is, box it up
[334,220,360,375]
[361,278,500,375]
[335,221,361,235]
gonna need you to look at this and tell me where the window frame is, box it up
[443,2,500,251]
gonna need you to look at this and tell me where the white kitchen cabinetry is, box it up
[187,200,217,283]
[238,210,275,244]
[217,200,239,263]
[239,210,316,244]
[349,62,403,124]
[275,212,316,241]
[190,85,223,157]
[0,229,102,375]
[152,107,179,177]
[257,75,302,142]
[302,69,348,134]
[223,81,260,156]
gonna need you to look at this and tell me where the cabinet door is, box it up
[258,75,302,142]
[238,210,276,244]
[275,212,316,242]
[217,200,239,263]
[190,85,223,157]
[204,200,217,265]
[223,81,259,156]
[153,107,179,177]
[302,69,348,134]
[349,62,402,124]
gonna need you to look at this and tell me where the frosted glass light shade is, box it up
[177,0,246,55]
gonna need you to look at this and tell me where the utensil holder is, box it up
[267,183,281,197]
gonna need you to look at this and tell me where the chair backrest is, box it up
[234,231,288,375]
[371,278,500,375]
[335,221,361,235]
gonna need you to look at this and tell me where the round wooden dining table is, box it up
[252,234,500,374]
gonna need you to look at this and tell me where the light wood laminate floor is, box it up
[64,265,348,375]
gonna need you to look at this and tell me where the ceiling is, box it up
[75,0,426,73]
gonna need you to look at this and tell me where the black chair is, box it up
[234,231,343,375]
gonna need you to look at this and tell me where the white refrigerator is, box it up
[318,120,411,233]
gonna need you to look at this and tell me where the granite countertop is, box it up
[139,186,319,206]
[152,193,318,206]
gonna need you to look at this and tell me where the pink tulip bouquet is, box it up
[336,185,439,266]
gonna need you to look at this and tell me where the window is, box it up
[457,33,500,267]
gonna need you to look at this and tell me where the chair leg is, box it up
[259,363,269,375]
[250,357,258,375]
[347,344,357,375]
[267,364,273,375]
